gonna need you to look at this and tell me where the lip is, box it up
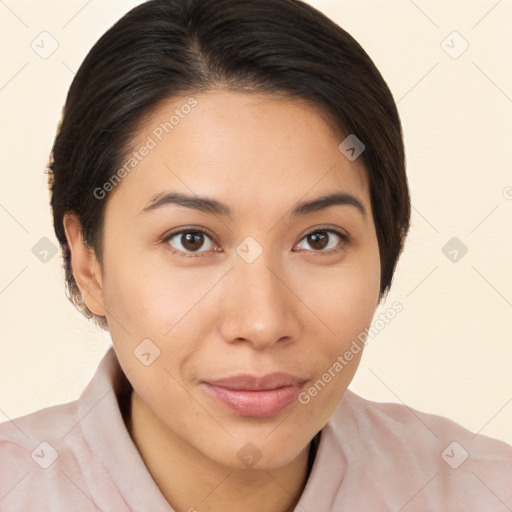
[201,373,308,418]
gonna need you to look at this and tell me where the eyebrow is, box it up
[140,191,367,219]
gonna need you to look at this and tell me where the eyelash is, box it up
[162,225,350,258]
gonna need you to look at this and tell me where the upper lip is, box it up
[203,373,308,391]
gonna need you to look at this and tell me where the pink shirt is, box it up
[1,348,511,511]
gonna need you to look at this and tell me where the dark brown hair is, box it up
[48,0,410,328]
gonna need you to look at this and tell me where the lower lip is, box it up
[202,383,305,418]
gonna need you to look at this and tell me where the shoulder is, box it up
[0,398,81,464]
[327,390,512,510]
[337,390,512,458]
[0,399,99,511]
[0,348,130,511]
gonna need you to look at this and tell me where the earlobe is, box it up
[63,213,106,317]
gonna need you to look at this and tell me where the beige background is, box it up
[0,0,511,445]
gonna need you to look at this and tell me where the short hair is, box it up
[48,0,410,329]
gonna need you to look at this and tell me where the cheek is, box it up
[301,250,380,337]
[101,255,223,377]
[299,280,376,423]
[296,244,380,405]
[311,274,375,378]
[100,247,182,327]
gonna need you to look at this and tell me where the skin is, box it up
[64,90,381,512]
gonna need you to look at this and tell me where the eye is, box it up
[164,229,220,257]
[295,228,348,253]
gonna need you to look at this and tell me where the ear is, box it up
[63,213,106,317]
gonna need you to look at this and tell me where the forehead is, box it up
[105,90,371,221]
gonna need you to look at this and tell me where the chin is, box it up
[214,428,311,471]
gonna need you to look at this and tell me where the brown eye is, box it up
[307,231,329,250]
[166,229,217,255]
[181,231,205,251]
[295,229,346,252]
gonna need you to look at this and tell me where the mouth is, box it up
[201,373,308,418]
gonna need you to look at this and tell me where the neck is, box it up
[128,391,312,512]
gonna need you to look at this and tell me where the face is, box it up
[88,90,380,469]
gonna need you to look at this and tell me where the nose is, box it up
[218,255,302,350]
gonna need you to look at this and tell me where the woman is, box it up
[1,0,511,511]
